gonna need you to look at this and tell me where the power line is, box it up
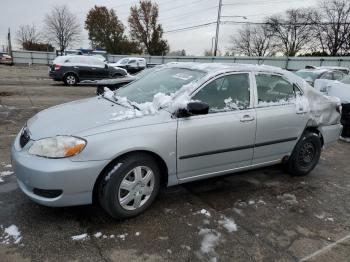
[159,5,218,23]
[164,20,350,34]
[164,22,217,33]
[161,0,209,13]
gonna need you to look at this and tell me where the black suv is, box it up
[49,55,127,86]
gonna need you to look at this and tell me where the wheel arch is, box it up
[304,126,324,147]
[92,150,169,204]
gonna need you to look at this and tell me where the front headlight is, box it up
[28,136,86,158]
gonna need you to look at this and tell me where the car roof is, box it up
[297,68,330,74]
[164,62,289,74]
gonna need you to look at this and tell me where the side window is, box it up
[193,73,250,112]
[333,71,344,81]
[320,72,333,80]
[256,74,295,104]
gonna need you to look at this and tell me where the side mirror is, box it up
[314,79,331,93]
[177,101,209,117]
[105,64,108,69]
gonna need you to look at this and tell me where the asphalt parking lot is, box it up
[1,64,350,262]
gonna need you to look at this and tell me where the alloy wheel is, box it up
[66,75,76,85]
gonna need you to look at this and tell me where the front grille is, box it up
[19,128,30,148]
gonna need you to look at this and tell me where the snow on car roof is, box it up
[164,62,284,73]
[163,62,309,91]
[296,68,330,74]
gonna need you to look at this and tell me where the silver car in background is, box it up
[12,63,342,219]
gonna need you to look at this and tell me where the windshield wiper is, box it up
[126,99,140,111]
[102,93,140,111]
[102,93,129,108]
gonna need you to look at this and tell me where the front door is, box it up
[176,73,256,181]
[252,73,309,164]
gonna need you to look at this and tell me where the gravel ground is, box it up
[1,64,350,262]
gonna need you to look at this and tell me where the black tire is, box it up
[63,73,78,86]
[286,131,321,176]
[98,153,161,219]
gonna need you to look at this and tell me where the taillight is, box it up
[336,105,342,114]
[54,64,61,71]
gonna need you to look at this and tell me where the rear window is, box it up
[256,74,295,104]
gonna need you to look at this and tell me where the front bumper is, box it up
[11,133,108,207]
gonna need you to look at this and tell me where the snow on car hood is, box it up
[26,96,171,139]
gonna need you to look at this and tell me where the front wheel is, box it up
[98,154,160,219]
[286,132,321,176]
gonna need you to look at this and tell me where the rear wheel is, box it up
[63,74,78,86]
[286,131,321,176]
[98,153,161,219]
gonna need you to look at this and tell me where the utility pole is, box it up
[7,28,12,57]
[213,0,223,56]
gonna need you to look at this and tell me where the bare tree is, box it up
[231,24,275,56]
[16,24,41,49]
[311,0,350,56]
[43,5,81,52]
[266,9,312,56]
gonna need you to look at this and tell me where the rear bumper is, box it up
[319,124,343,148]
[0,60,13,65]
[11,133,108,207]
[49,71,62,81]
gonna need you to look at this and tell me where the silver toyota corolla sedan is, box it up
[12,63,342,219]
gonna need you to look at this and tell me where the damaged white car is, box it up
[12,63,342,219]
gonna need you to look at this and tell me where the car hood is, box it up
[26,97,171,140]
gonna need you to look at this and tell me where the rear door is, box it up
[176,72,256,181]
[74,57,92,80]
[252,73,309,164]
[90,58,109,79]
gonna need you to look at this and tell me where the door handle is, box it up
[240,115,255,122]
[91,67,96,70]
[73,66,79,69]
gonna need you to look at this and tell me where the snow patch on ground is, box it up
[277,193,298,205]
[0,170,14,183]
[233,208,244,216]
[1,225,22,244]
[195,209,211,217]
[117,233,128,240]
[218,217,237,233]
[248,200,255,205]
[94,232,102,238]
[71,233,89,241]
[0,171,14,177]
[198,228,221,254]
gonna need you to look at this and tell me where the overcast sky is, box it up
[1,0,319,55]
